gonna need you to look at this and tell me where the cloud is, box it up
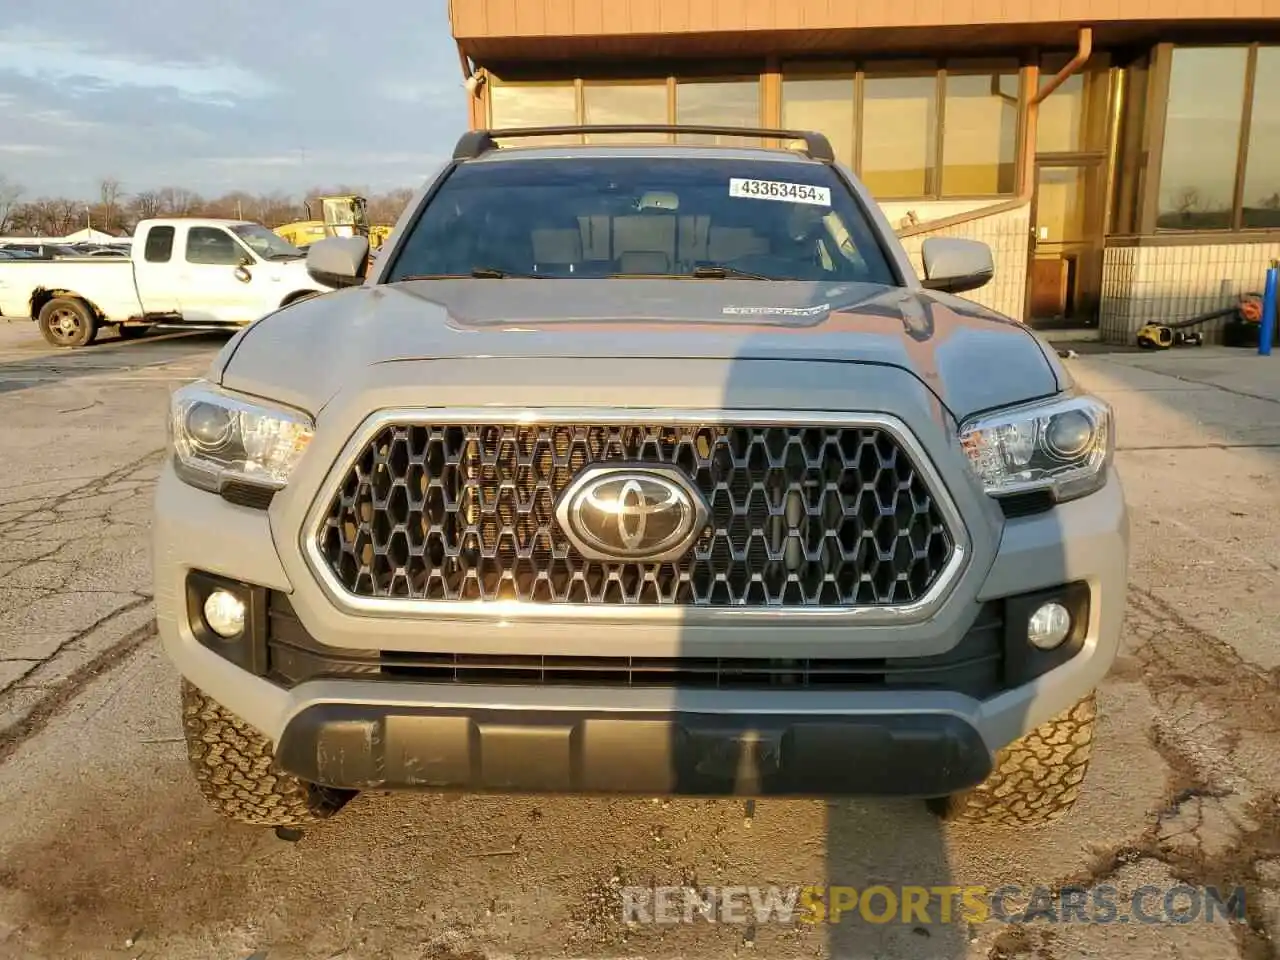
[0,31,269,104]
[0,1,468,199]
[0,144,64,156]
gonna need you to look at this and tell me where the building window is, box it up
[1242,47,1280,229]
[781,61,1020,200]
[941,72,1019,196]
[781,75,856,169]
[1156,47,1249,230]
[1151,44,1280,232]
[489,82,578,145]
[1036,54,1113,155]
[676,79,760,145]
[861,72,938,198]
[583,82,668,143]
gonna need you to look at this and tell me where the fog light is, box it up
[1027,602,1072,650]
[203,589,246,638]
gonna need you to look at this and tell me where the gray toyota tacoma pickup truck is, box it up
[153,124,1128,831]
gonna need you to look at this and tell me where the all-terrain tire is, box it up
[927,693,1096,827]
[37,297,98,348]
[180,679,355,827]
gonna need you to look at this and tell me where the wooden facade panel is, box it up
[742,0,776,31]
[656,0,689,32]
[572,0,605,34]
[453,0,1274,40]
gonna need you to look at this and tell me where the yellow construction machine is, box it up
[274,195,393,251]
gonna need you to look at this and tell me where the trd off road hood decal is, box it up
[218,279,1063,421]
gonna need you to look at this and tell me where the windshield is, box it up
[231,223,304,260]
[384,157,899,284]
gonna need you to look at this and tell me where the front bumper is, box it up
[275,696,992,796]
[154,449,1129,800]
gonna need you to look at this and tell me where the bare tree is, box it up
[0,176,23,235]
[369,187,414,227]
[155,186,203,216]
[257,192,300,227]
[5,180,421,236]
[14,197,82,236]
[1173,187,1203,215]
[97,177,125,234]
[130,190,163,223]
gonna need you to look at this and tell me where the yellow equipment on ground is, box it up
[274,195,393,251]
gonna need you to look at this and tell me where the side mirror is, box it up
[920,237,994,295]
[307,236,370,288]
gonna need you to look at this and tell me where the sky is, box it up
[0,1,468,200]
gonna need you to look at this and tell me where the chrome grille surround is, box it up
[301,409,970,623]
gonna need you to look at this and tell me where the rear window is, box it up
[144,226,175,263]
[384,157,898,285]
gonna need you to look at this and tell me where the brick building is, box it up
[449,0,1280,341]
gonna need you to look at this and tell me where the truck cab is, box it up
[131,219,321,325]
[0,217,330,347]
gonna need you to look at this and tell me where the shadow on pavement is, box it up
[0,325,234,396]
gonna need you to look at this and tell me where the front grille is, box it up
[316,420,955,607]
[266,593,1003,698]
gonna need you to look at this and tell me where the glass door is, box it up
[1028,159,1108,327]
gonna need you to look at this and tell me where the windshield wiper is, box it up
[470,266,542,278]
[397,267,542,279]
[690,265,771,280]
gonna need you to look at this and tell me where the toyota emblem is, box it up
[555,465,709,562]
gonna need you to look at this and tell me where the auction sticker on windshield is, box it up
[729,178,831,207]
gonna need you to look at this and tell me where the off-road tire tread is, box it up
[930,694,1096,826]
[181,679,352,827]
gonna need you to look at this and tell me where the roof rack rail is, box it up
[451,125,836,164]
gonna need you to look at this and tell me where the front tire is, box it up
[927,694,1096,826]
[180,680,355,827]
[37,298,98,348]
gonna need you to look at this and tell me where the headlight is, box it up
[168,382,313,493]
[958,394,1114,503]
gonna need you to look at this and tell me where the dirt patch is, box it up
[0,768,268,955]
[988,923,1033,958]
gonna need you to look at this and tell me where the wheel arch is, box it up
[279,289,323,308]
[31,287,107,323]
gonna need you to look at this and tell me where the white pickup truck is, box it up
[0,218,333,347]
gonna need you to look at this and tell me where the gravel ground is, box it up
[0,318,1277,960]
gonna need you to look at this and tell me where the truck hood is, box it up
[217,279,1063,421]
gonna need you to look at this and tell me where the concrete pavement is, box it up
[0,322,1276,959]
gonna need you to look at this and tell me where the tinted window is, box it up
[489,83,579,147]
[1242,47,1280,229]
[941,72,1018,196]
[781,74,856,170]
[386,157,897,285]
[186,227,243,265]
[144,226,175,263]
[675,80,761,146]
[1157,46,1248,230]
[861,73,938,198]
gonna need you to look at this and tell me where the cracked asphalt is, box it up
[0,318,1277,960]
